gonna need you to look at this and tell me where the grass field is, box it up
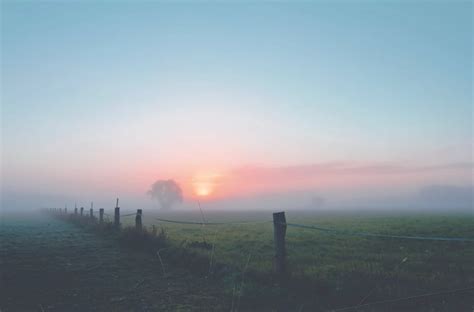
[1,209,473,311]
[123,209,474,311]
[0,212,227,311]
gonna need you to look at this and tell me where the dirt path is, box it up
[0,212,228,311]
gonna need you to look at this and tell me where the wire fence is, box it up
[121,212,138,217]
[283,222,474,242]
[47,207,474,310]
[147,214,474,310]
[149,216,474,243]
[154,217,271,226]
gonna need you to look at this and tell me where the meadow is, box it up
[0,212,227,311]
[1,209,473,311]
[121,209,474,311]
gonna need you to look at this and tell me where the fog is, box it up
[2,183,472,215]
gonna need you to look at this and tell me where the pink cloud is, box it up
[213,161,473,199]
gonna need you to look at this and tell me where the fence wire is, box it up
[282,222,474,242]
[121,212,139,217]
[93,213,474,242]
[47,208,474,243]
[47,207,474,312]
[154,217,270,226]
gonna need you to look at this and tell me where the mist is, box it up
[3,182,472,215]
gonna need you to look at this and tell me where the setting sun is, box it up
[194,183,213,197]
[192,173,221,198]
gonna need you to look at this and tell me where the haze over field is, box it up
[1,2,472,212]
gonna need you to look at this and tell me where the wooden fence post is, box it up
[80,207,84,216]
[74,207,78,215]
[114,198,120,228]
[135,209,142,230]
[99,208,104,224]
[273,211,287,280]
[90,202,94,219]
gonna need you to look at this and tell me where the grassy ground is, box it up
[1,209,473,311]
[0,212,227,311]
[123,209,474,311]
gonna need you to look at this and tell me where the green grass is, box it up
[0,212,228,311]
[19,209,474,311]
[116,209,474,311]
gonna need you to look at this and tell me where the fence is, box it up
[44,200,474,311]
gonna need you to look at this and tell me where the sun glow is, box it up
[192,172,221,198]
[195,182,213,197]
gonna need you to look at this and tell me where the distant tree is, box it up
[311,196,325,209]
[147,179,183,210]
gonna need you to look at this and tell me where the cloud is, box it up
[209,161,473,201]
[231,161,473,179]
[226,161,470,187]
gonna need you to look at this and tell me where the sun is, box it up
[194,182,213,197]
[192,172,220,198]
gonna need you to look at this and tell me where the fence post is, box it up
[135,209,142,230]
[80,207,84,216]
[65,207,67,214]
[90,208,94,219]
[75,207,78,215]
[114,198,120,228]
[99,208,104,224]
[273,211,287,280]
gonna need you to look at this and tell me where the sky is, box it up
[1,1,472,211]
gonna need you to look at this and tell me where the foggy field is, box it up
[128,210,474,311]
[0,212,227,311]
[2,1,473,311]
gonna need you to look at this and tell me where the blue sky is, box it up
[1,1,472,209]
